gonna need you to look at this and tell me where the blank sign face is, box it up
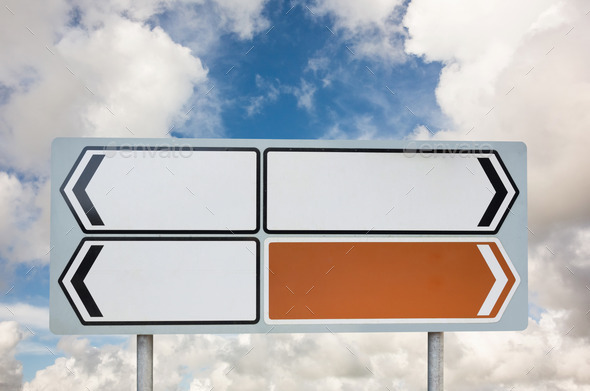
[264,149,517,234]
[59,238,259,325]
[61,147,259,233]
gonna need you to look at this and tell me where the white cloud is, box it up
[403,3,590,386]
[0,304,49,332]
[311,0,407,63]
[6,1,590,389]
[527,225,590,339]
[210,0,270,40]
[0,1,218,175]
[404,0,557,64]
[404,0,590,233]
[446,312,590,390]
[0,173,49,265]
[57,17,210,137]
[245,76,317,116]
[0,0,222,270]
[312,0,402,33]
[18,313,590,390]
[245,95,267,116]
[321,115,379,140]
[306,56,333,87]
[245,74,280,116]
[290,79,317,112]
[0,321,25,391]
[68,0,168,27]
[23,337,135,391]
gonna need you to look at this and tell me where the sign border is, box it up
[50,138,527,334]
[60,146,261,234]
[263,147,519,235]
[59,236,261,326]
[263,236,520,325]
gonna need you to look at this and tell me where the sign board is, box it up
[50,138,527,334]
[265,238,518,324]
[61,147,259,232]
[59,238,259,325]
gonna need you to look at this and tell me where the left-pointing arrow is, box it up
[59,238,259,325]
[71,154,105,226]
[70,244,104,317]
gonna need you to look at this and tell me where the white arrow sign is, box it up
[61,147,259,233]
[59,238,259,325]
[51,139,527,335]
[264,148,518,233]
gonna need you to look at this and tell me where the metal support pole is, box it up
[428,332,444,391]
[137,335,153,391]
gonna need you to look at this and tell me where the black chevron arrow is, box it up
[477,157,508,227]
[72,154,105,226]
[70,245,104,317]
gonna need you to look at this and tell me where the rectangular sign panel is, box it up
[265,149,517,234]
[51,138,527,334]
[61,147,259,233]
[265,238,518,324]
[57,238,258,327]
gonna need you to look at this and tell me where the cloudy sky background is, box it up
[1,0,590,389]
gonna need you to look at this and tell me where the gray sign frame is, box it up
[50,137,527,335]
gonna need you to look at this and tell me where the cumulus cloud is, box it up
[0,4,212,174]
[0,321,25,391]
[21,333,425,391]
[311,0,407,63]
[17,317,590,390]
[404,0,590,234]
[446,312,590,390]
[527,225,590,338]
[0,173,49,265]
[0,304,49,332]
[23,337,135,391]
[403,3,590,387]
[5,1,590,390]
[0,0,221,270]
[209,0,270,40]
[57,16,210,137]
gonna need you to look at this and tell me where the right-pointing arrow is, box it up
[477,244,509,316]
[477,157,509,227]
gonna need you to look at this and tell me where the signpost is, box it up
[51,138,527,390]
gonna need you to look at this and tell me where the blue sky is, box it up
[2,0,590,390]
[154,1,447,140]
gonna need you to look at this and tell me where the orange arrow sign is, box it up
[267,239,519,323]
